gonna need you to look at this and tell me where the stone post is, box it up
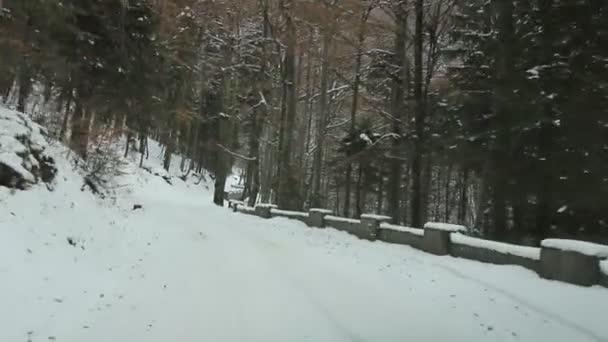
[229,200,242,212]
[254,204,275,219]
[308,209,332,228]
[423,222,467,256]
[539,239,606,286]
[359,214,392,241]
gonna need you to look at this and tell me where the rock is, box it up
[0,108,56,189]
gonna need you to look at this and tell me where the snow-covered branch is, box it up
[216,144,257,161]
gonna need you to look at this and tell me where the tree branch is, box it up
[216,144,257,161]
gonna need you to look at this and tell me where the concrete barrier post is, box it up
[308,209,332,228]
[229,200,243,212]
[539,239,606,286]
[359,214,392,241]
[423,222,467,255]
[254,204,275,219]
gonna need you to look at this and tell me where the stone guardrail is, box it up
[227,200,608,288]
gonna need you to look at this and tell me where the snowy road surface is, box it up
[1,150,607,342]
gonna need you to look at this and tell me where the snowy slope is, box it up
[1,114,608,341]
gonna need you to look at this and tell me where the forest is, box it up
[1,0,607,245]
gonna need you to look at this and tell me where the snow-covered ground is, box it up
[1,123,608,342]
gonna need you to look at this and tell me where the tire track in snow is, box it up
[225,220,369,342]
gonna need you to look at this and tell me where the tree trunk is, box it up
[386,6,407,223]
[311,31,330,208]
[458,167,469,225]
[420,159,432,224]
[162,125,174,171]
[535,0,555,239]
[301,30,316,198]
[70,97,90,160]
[276,0,299,210]
[139,132,147,167]
[214,173,227,206]
[17,14,33,113]
[410,0,425,228]
[260,143,274,203]
[180,123,188,172]
[355,163,363,217]
[344,165,353,216]
[475,168,492,236]
[512,187,525,242]
[0,72,14,103]
[258,0,275,205]
[344,6,370,217]
[402,163,411,224]
[124,131,132,158]
[188,115,201,171]
[17,65,32,113]
[246,101,264,206]
[205,89,231,206]
[59,89,72,141]
[489,0,515,240]
[376,160,385,213]
[444,163,453,222]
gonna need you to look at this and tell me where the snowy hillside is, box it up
[1,107,608,342]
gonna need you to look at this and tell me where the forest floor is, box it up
[1,124,607,342]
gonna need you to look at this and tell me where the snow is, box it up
[238,205,255,214]
[452,234,541,260]
[309,208,333,214]
[360,214,391,221]
[271,208,309,219]
[1,112,608,341]
[256,203,278,208]
[3,161,607,342]
[325,215,360,224]
[0,150,35,182]
[424,222,467,232]
[359,133,373,145]
[601,260,608,275]
[379,222,425,237]
[526,67,540,79]
[541,239,608,258]
[0,107,49,183]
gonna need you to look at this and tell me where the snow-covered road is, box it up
[113,198,606,342]
[1,147,607,342]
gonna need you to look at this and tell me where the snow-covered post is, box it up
[308,209,332,228]
[229,200,242,212]
[254,204,276,219]
[540,239,608,286]
[423,222,467,256]
[359,214,392,241]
